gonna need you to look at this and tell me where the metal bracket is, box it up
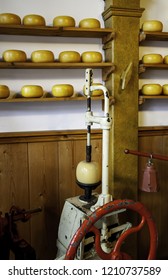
[102,65,115,81]
[139,63,146,74]
[139,96,146,105]
[102,31,115,44]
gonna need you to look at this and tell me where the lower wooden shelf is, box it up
[139,94,168,104]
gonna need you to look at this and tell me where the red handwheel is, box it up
[64,199,158,260]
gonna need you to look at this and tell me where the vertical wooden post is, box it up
[102,0,144,258]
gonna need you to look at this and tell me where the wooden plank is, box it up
[138,134,168,259]
[0,143,30,245]
[28,142,59,259]
[0,61,114,69]
[0,129,102,144]
[0,25,113,38]
[58,141,76,212]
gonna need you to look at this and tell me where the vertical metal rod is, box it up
[86,94,92,162]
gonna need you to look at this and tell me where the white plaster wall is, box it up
[139,0,168,126]
[0,0,168,131]
[0,0,104,132]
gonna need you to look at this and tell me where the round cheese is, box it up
[142,20,163,32]
[0,13,21,25]
[141,84,162,96]
[163,55,168,64]
[0,85,10,99]
[31,50,54,62]
[53,16,75,27]
[59,51,81,63]
[21,85,43,98]
[79,18,100,29]
[3,49,27,62]
[76,160,101,185]
[83,83,103,96]
[162,84,168,95]
[52,84,74,97]
[81,51,102,63]
[142,54,163,64]
[23,14,46,26]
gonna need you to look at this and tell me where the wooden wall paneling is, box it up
[28,141,59,260]
[58,140,76,212]
[0,143,30,250]
[159,135,168,259]
[138,133,168,259]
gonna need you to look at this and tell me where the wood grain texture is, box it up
[138,132,168,260]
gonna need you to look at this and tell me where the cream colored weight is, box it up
[76,160,101,185]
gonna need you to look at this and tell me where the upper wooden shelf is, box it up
[139,30,168,42]
[0,61,114,69]
[0,25,114,43]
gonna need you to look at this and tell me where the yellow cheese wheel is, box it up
[163,55,168,64]
[21,85,43,98]
[53,16,75,27]
[83,83,103,96]
[3,49,27,62]
[0,13,21,25]
[59,51,81,63]
[142,20,163,32]
[141,84,162,96]
[31,50,54,62]
[23,14,46,26]
[76,160,101,185]
[81,51,102,63]
[0,85,10,99]
[79,18,100,29]
[142,54,163,64]
[52,84,74,97]
[162,84,168,95]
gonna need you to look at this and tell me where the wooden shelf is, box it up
[0,94,115,104]
[0,25,114,43]
[139,30,168,42]
[0,61,114,69]
[0,24,115,102]
[139,62,168,74]
[139,94,168,104]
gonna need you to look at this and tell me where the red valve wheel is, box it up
[64,199,158,260]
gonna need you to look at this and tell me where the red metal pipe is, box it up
[124,149,168,161]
